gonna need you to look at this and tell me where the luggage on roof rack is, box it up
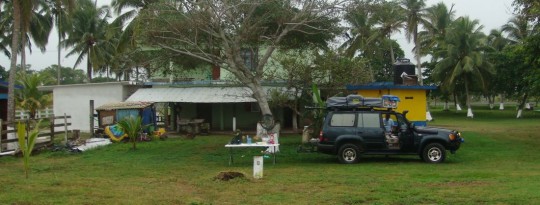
[326,94,400,109]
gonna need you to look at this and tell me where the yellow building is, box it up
[347,82,437,126]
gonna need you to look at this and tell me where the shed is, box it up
[347,82,437,126]
[95,101,156,128]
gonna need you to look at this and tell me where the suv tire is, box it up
[338,143,361,164]
[422,143,446,163]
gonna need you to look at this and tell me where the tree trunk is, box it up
[57,17,62,85]
[516,93,528,118]
[87,55,92,82]
[292,103,298,133]
[21,34,26,70]
[414,31,423,85]
[8,0,22,122]
[499,94,505,110]
[465,80,473,118]
[389,39,395,63]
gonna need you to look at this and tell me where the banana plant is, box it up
[17,120,42,179]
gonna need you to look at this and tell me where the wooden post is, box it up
[64,113,68,145]
[90,100,94,136]
[50,115,55,144]
[0,119,3,153]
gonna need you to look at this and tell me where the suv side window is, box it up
[330,113,355,127]
[357,113,381,128]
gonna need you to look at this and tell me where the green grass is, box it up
[1,107,540,204]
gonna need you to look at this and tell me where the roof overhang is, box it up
[347,82,437,91]
[126,86,296,103]
[38,81,135,92]
[95,101,154,111]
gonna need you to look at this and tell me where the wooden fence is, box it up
[15,108,54,120]
[0,114,71,155]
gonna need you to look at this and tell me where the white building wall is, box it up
[48,82,135,132]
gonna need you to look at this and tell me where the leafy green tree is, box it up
[500,13,537,117]
[138,0,342,117]
[39,65,86,85]
[15,72,53,119]
[63,0,114,81]
[433,17,494,118]
[0,65,7,80]
[401,0,426,85]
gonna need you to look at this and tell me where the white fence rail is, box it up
[15,108,53,119]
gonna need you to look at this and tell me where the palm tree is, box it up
[7,0,23,122]
[502,15,532,44]
[373,1,405,63]
[401,0,426,85]
[46,0,76,85]
[500,15,534,118]
[419,2,454,59]
[15,72,53,119]
[433,17,494,118]
[19,0,53,71]
[63,0,114,81]
[341,1,378,58]
[0,3,13,58]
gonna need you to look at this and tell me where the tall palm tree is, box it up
[373,1,405,63]
[401,0,426,85]
[0,2,13,58]
[19,0,53,71]
[502,15,532,44]
[46,0,76,85]
[341,1,378,59]
[433,17,494,118]
[419,2,454,59]
[63,0,114,81]
[7,0,23,122]
[501,15,534,118]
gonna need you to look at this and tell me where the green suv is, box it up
[317,95,464,164]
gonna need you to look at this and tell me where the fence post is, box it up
[0,119,3,153]
[64,113,68,145]
[49,115,55,144]
[90,100,94,136]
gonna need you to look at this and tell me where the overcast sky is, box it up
[0,0,516,72]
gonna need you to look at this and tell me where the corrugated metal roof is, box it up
[126,87,255,103]
[95,101,153,110]
[126,87,294,103]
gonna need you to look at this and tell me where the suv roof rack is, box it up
[325,94,400,110]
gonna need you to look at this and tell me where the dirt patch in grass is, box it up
[214,171,245,181]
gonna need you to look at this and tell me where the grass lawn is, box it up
[1,107,540,204]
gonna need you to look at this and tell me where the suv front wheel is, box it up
[338,143,361,164]
[422,143,446,163]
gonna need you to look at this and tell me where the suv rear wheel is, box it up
[422,143,446,163]
[338,143,361,164]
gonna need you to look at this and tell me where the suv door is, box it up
[396,113,415,151]
[358,113,386,150]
